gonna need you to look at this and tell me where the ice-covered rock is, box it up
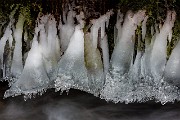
[84,32,104,95]
[84,11,112,95]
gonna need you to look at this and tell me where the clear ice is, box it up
[55,24,89,93]
[59,10,75,52]
[1,7,180,104]
[101,10,147,103]
[4,14,60,98]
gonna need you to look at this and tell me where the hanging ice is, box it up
[100,34,109,74]
[4,25,50,98]
[0,6,18,80]
[84,11,112,95]
[39,14,60,80]
[11,7,28,79]
[164,39,180,86]
[114,10,123,45]
[4,14,61,98]
[149,11,178,104]
[150,11,176,80]
[55,24,89,93]
[59,10,76,52]
[101,10,146,103]
[0,23,13,76]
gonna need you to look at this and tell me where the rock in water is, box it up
[84,32,104,95]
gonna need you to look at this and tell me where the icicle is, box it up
[100,21,109,74]
[114,10,123,45]
[141,35,155,79]
[101,10,146,103]
[156,37,180,103]
[42,15,60,79]
[0,6,17,79]
[90,10,113,49]
[4,26,50,98]
[150,11,176,80]
[149,11,177,104]
[165,42,180,82]
[0,24,12,69]
[59,10,76,52]
[100,34,109,74]
[168,30,172,43]
[110,10,146,74]
[11,7,28,78]
[55,25,89,93]
[142,16,148,40]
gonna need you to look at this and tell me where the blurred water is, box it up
[0,82,180,120]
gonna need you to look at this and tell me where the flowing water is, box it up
[0,82,180,120]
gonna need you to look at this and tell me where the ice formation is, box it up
[1,6,180,104]
[4,14,60,98]
[11,8,27,79]
[164,39,180,86]
[101,10,146,103]
[84,11,112,95]
[0,6,18,80]
[59,9,76,52]
[4,26,49,98]
[55,24,89,92]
